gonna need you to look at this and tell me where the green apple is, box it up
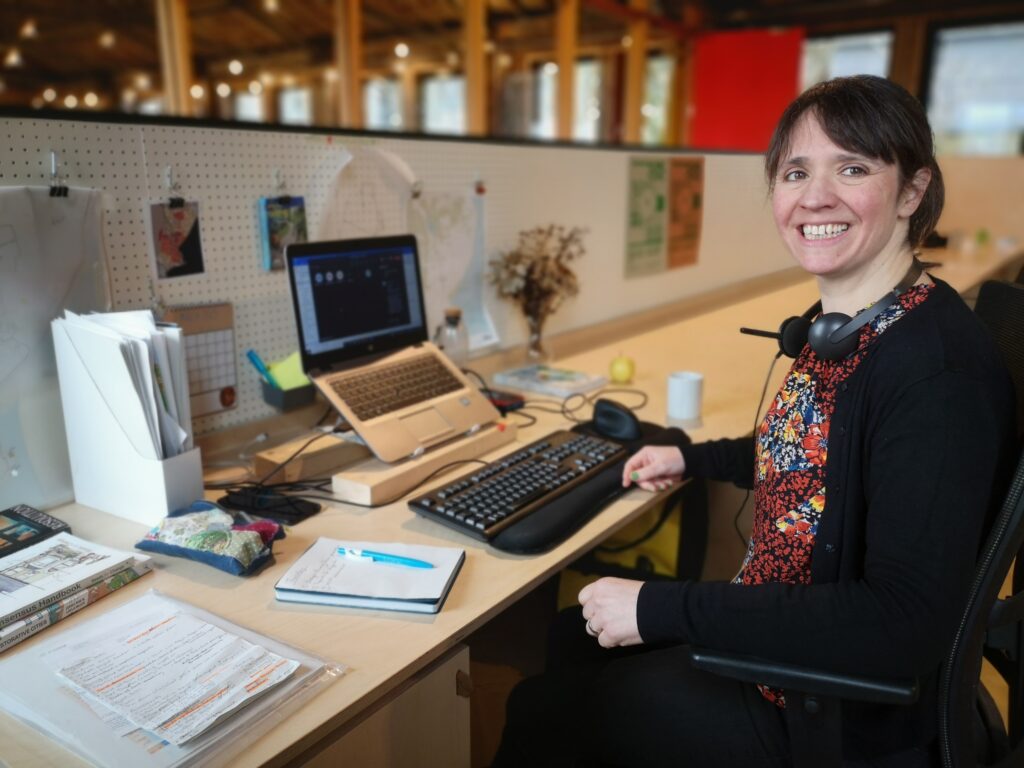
[609,354,635,384]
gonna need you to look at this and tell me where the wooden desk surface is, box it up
[2,246,1018,768]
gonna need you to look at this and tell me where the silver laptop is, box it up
[286,235,499,463]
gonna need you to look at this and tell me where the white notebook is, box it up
[275,538,465,614]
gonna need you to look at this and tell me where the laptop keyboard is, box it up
[330,353,464,420]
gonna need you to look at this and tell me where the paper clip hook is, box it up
[49,150,68,197]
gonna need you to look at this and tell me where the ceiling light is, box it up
[19,19,38,39]
[64,94,78,109]
[228,59,244,75]
[248,80,263,95]
[190,84,205,99]
[134,73,151,90]
[43,87,57,102]
[264,0,280,10]
[99,30,116,49]
[394,42,410,59]
[84,92,99,107]
[4,48,23,68]
[216,82,231,98]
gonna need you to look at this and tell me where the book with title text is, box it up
[0,532,146,631]
[494,364,607,398]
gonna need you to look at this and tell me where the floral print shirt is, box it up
[737,283,935,705]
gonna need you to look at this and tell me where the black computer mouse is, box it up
[592,398,642,442]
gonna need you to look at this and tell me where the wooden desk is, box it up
[3,246,1019,767]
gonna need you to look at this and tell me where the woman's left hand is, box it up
[578,577,645,648]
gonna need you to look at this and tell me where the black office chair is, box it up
[687,446,1024,768]
[974,280,1024,440]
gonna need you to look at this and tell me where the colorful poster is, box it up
[668,157,704,269]
[625,157,667,278]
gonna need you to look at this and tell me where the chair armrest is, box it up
[687,647,919,706]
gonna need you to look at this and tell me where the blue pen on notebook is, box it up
[245,349,280,389]
[337,547,434,569]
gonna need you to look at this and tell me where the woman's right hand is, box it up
[621,445,685,491]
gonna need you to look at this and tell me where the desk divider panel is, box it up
[2,115,794,436]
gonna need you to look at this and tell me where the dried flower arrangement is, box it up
[489,224,586,358]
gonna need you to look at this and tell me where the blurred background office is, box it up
[1,0,1022,155]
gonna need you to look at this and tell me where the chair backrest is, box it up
[938,447,1024,768]
[973,280,1024,441]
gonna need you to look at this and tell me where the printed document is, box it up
[50,605,300,745]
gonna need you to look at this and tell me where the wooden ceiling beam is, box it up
[583,0,694,38]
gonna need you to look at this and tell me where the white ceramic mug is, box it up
[667,371,704,425]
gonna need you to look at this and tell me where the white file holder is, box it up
[52,320,203,527]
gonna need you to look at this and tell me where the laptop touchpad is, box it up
[400,408,453,442]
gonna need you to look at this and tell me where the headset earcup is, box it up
[778,316,811,358]
[808,312,858,361]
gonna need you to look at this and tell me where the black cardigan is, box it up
[636,279,1018,756]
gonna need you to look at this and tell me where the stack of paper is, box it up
[51,309,192,460]
[0,592,332,767]
[0,532,151,653]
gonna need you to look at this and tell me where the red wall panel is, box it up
[689,28,804,152]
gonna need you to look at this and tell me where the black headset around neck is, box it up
[740,259,925,361]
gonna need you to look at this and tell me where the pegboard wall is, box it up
[2,115,794,437]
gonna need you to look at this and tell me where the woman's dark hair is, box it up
[764,75,944,249]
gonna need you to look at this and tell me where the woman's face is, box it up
[771,113,921,283]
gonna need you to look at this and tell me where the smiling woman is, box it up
[493,76,1018,768]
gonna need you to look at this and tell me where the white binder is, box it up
[51,320,202,527]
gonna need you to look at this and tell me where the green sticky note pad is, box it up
[269,351,311,390]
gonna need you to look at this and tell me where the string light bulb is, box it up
[43,87,57,102]
[228,59,244,75]
[99,30,116,49]
[190,84,205,99]
[263,0,279,10]
[64,94,78,109]
[4,48,23,68]
[394,42,410,59]
[216,82,231,98]
[19,19,38,39]
[84,92,99,107]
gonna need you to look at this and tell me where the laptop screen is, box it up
[286,235,428,372]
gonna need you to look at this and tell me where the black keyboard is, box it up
[408,430,627,543]
[329,354,463,421]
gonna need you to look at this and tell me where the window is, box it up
[421,75,466,135]
[531,60,605,142]
[234,92,264,122]
[364,78,403,131]
[801,31,893,92]
[573,59,603,142]
[927,22,1024,156]
[279,87,312,126]
[641,54,675,145]
[532,62,558,140]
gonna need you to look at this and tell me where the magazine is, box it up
[0,505,70,558]
[493,364,607,398]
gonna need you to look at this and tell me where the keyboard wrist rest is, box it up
[489,460,628,554]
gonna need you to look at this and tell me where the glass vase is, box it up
[526,313,548,361]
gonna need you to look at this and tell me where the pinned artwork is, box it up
[258,196,308,271]
[147,201,206,280]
